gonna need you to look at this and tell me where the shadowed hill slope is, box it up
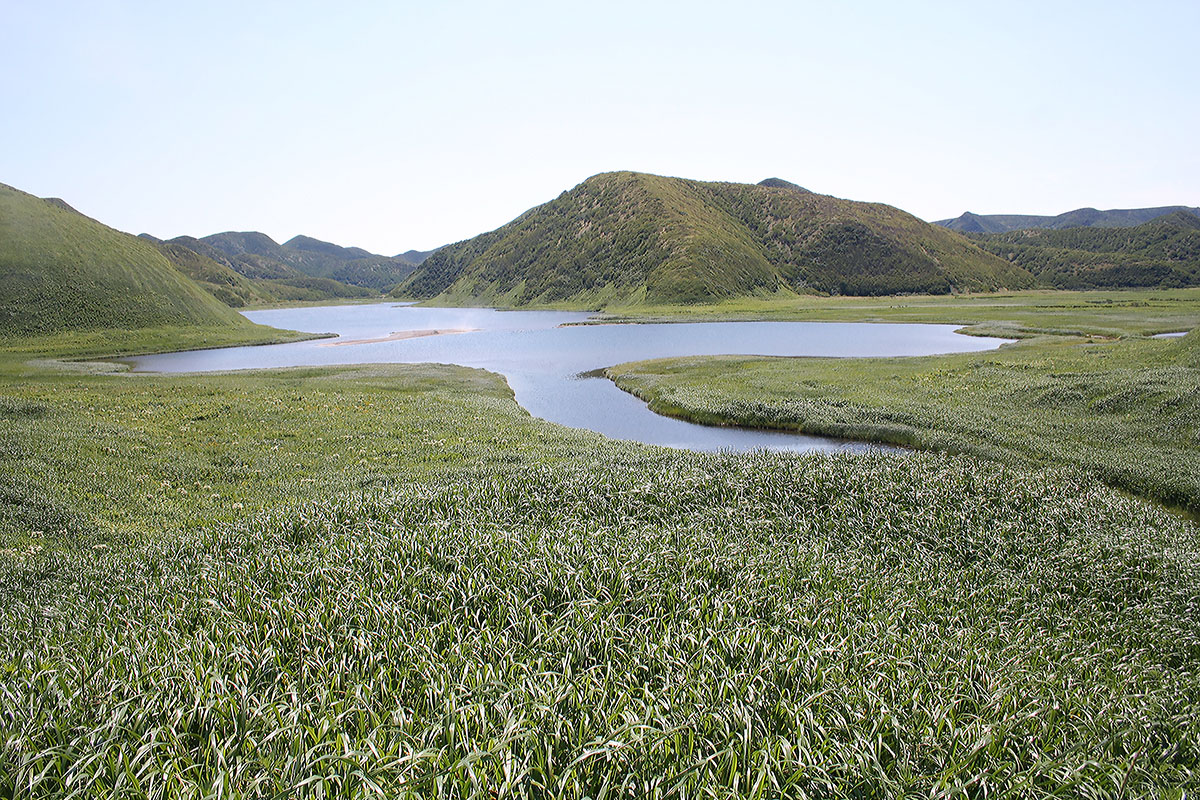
[282,235,420,290]
[159,236,374,304]
[972,211,1200,289]
[396,248,437,264]
[148,240,278,308]
[395,172,1032,306]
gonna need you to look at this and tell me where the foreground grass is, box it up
[2,342,1200,796]
[609,330,1200,515]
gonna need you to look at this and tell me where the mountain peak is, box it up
[42,197,82,215]
[283,235,372,260]
[757,178,809,192]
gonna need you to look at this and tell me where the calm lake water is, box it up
[130,304,1011,452]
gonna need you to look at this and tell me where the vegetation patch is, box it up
[972,211,1200,289]
[609,330,1200,513]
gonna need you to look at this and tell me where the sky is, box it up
[2,0,1197,254]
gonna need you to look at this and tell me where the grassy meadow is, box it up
[607,326,1200,515]
[2,293,1199,797]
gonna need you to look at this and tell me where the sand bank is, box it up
[321,328,479,347]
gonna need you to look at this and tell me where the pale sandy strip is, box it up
[320,328,480,347]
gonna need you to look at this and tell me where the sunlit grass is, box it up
[2,347,1199,796]
[610,330,1200,515]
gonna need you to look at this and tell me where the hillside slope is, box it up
[159,234,378,302]
[147,239,277,308]
[0,183,251,335]
[283,236,419,290]
[972,211,1200,289]
[395,172,1032,306]
[396,248,437,265]
[937,205,1200,233]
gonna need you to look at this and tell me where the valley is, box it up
[2,175,1198,797]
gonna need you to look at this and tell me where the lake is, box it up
[130,304,1011,452]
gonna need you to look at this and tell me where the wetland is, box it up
[130,303,1010,452]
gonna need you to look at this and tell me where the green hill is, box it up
[396,248,437,265]
[937,205,1200,233]
[972,211,1200,289]
[282,235,419,290]
[0,183,251,335]
[756,177,810,192]
[200,230,283,259]
[394,172,1032,306]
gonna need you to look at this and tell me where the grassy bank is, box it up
[2,331,1200,796]
[608,330,1200,514]
[578,287,1200,339]
[0,323,324,362]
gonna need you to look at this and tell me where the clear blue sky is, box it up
[2,0,1197,254]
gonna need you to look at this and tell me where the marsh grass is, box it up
[584,287,1200,339]
[2,347,1200,796]
[4,454,1199,797]
[609,331,1200,514]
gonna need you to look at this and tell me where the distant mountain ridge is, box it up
[937,206,1200,234]
[136,233,374,306]
[194,231,421,291]
[393,171,1032,306]
[971,210,1200,289]
[396,248,436,265]
[137,229,437,307]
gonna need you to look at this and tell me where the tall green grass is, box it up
[2,354,1199,797]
